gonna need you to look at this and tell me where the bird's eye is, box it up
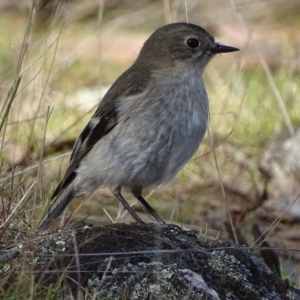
[186,38,199,49]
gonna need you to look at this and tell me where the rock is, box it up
[17,222,299,299]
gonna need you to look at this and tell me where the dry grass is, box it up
[1,0,300,297]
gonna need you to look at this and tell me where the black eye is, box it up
[186,38,199,49]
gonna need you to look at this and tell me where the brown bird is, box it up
[38,22,239,230]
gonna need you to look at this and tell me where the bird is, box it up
[38,22,239,230]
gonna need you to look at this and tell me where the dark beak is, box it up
[211,43,240,53]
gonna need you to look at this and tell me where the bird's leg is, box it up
[113,192,144,223]
[132,192,166,225]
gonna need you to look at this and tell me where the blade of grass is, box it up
[0,76,22,134]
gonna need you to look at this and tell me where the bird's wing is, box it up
[52,66,150,198]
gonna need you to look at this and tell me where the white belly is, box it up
[75,72,209,194]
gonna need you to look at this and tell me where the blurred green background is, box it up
[1,0,300,286]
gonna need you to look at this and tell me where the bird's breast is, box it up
[154,72,209,141]
[139,73,209,183]
[105,72,209,189]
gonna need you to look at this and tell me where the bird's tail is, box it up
[37,186,75,230]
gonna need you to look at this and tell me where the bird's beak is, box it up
[211,43,240,53]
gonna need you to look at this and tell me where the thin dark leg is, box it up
[114,192,144,223]
[133,194,166,225]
